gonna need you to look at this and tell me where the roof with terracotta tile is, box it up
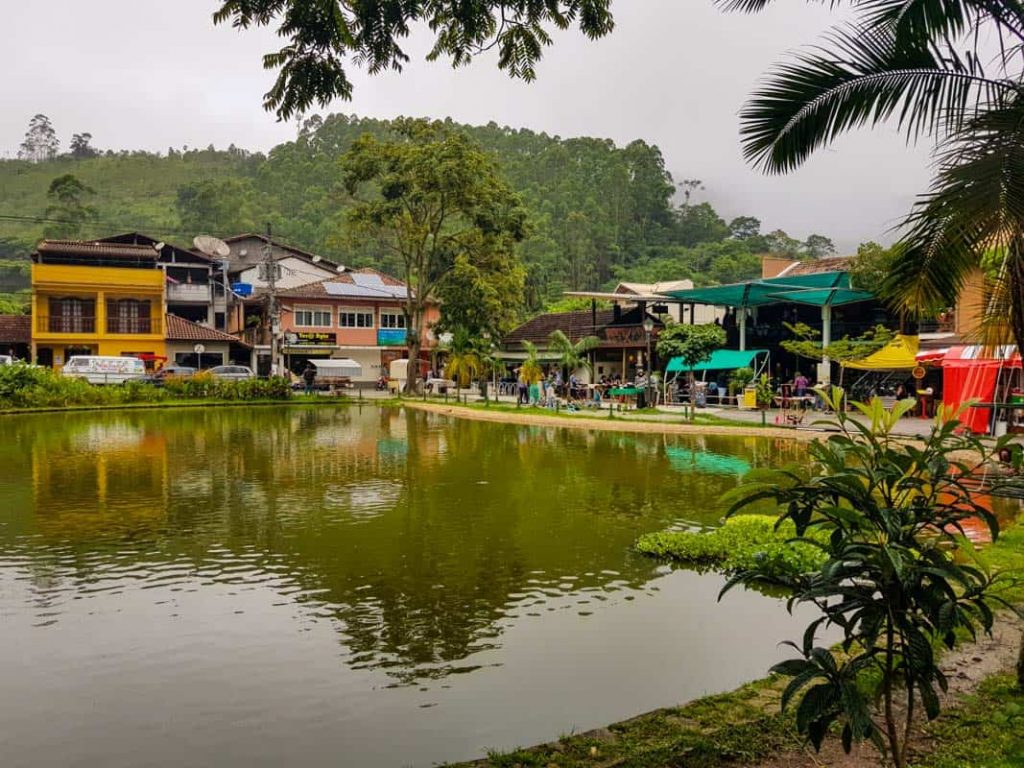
[34,239,159,265]
[0,314,30,343]
[506,306,663,346]
[165,314,250,346]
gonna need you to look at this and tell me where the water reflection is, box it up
[1,408,788,678]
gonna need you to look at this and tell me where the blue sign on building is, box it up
[377,329,408,347]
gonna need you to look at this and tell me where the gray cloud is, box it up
[0,0,934,251]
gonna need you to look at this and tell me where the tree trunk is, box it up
[689,370,696,423]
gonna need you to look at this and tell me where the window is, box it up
[48,297,96,333]
[380,312,406,329]
[294,307,332,327]
[339,309,374,328]
[106,299,151,334]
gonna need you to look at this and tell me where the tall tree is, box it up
[43,174,97,239]
[434,251,526,342]
[176,179,255,235]
[729,215,761,240]
[802,233,836,259]
[341,119,528,392]
[69,133,99,159]
[213,0,614,119]
[18,114,59,163]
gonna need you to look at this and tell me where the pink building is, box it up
[240,268,439,381]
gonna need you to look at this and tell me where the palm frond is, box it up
[740,23,1010,173]
[883,97,1024,323]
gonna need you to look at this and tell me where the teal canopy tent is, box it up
[666,348,769,373]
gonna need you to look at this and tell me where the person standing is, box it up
[302,362,317,396]
[793,371,809,397]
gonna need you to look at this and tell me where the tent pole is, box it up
[821,304,832,385]
[738,310,746,351]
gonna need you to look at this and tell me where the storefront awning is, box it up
[842,335,920,370]
[666,348,768,373]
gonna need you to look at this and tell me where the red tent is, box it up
[941,346,1021,433]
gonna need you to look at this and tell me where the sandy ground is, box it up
[401,400,819,441]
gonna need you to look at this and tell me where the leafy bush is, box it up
[0,363,291,409]
[636,515,828,579]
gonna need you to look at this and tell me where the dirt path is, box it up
[401,400,817,441]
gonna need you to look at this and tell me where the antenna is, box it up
[193,235,231,258]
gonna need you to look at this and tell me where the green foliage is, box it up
[780,322,894,363]
[754,373,774,408]
[547,329,599,381]
[0,364,291,409]
[434,251,526,341]
[44,174,97,239]
[212,0,616,119]
[655,323,726,369]
[0,113,834,312]
[341,119,527,392]
[519,341,544,385]
[442,327,484,388]
[728,366,754,396]
[636,515,828,579]
[848,241,897,291]
[721,388,1018,767]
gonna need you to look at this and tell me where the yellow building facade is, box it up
[31,241,166,368]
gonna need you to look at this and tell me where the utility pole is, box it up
[262,223,281,376]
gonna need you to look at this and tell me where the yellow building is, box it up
[31,240,166,368]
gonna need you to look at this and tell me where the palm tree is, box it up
[519,341,545,404]
[547,330,600,391]
[724,0,1024,353]
[442,328,482,402]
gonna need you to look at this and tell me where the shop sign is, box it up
[289,331,337,345]
[604,326,650,344]
[377,329,408,347]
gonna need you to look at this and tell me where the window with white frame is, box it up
[380,311,406,329]
[294,306,332,327]
[338,308,374,328]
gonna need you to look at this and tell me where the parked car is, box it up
[0,355,13,366]
[62,355,147,384]
[145,364,197,385]
[208,365,255,381]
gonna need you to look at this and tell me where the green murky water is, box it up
[0,406,817,767]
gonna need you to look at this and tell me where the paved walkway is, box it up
[355,386,943,438]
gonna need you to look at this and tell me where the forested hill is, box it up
[0,114,836,310]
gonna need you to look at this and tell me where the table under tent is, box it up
[664,348,770,408]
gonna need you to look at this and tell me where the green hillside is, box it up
[0,114,834,312]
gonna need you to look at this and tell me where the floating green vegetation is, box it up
[636,515,829,579]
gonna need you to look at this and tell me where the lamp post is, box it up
[643,316,655,408]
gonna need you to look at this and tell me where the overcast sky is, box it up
[0,0,934,252]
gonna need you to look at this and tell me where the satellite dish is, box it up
[336,264,345,273]
[312,255,321,263]
[153,242,166,251]
[193,235,231,258]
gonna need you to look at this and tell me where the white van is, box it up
[0,355,12,366]
[62,355,147,384]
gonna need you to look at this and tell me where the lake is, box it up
[0,405,819,767]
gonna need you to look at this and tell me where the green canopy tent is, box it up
[664,273,875,381]
[665,348,770,374]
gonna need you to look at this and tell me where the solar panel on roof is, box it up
[351,273,386,288]
[322,282,409,299]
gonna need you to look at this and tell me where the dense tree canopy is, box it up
[212,0,615,119]
[340,119,528,391]
[0,113,837,315]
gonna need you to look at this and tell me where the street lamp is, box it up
[643,316,655,408]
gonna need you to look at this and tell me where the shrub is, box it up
[636,515,828,579]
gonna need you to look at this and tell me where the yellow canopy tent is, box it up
[842,335,920,370]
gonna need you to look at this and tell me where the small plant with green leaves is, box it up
[721,387,1020,768]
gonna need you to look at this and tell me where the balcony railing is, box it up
[107,316,161,335]
[167,283,212,302]
[37,314,96,334]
